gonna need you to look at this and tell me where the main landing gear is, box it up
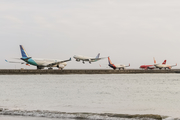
[37,66,43,70]
[119,68,124,70]
[48,67,53,70]
[59,68,63,70]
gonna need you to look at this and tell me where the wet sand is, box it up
[0,115,73,120]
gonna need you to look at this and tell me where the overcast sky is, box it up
[1,0,180,69]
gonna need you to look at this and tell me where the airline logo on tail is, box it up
[162,60,166,64]
[20,45,29,58]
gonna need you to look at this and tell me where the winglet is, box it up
[126,63,130,67]
[69,58,71,61]
[5,59,8,62]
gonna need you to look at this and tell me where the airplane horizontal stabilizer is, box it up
[5,59,26,64]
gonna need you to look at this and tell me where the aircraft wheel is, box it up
[37,66,42,70]
[83,61,85,64]
[48,68,53,70]
[159,68,162,70]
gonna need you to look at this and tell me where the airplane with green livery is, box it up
[5,45,71,70]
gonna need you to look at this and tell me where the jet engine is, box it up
[37,66,44,70]
[76,59,80,62]
[168,67,172,69]
[89,59,91,64]
[57,64,65,70]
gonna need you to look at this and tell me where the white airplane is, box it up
[108,57,130,70]
[153,58,177,70]
[5,45,71,70]
[73,53,106,64]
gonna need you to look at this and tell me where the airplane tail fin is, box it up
[96,53,100,58]
[20,45,29,58]
[108,57,113,65]
[162,60,166,64]
[153,57,156,64]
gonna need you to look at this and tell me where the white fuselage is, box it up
[24,58,67,68]
[154,64,171,69]
[73,55,97,62]
[114,64,126,69]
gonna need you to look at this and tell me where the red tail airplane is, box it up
[140,60,166,70]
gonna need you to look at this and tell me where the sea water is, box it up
[0,74,180,120]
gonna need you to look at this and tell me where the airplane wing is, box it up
[5,59,26,64]
[46,58,71,67]
[90,57,107,61]
[125,64,130,67]
[170,63,177,67]
[148,66,155,69]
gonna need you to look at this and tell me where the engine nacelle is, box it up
[89,59,91,64]
[57,64,65,69]
[76,59,80,62]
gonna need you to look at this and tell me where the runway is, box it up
[0,69,180,74]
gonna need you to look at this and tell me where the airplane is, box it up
[73,53,106,64]
[5,45,71,70]
[108,57,130,70]
[153,58,177,70]
[139,65,155,70]
[140,60,166,70]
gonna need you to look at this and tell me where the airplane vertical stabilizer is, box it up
[20,45,29,58]
[96,53,100,58]
[162,60,166,64]
[108,57,113,65]
[153,57,156,64]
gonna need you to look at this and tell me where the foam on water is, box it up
[0,108,172,120]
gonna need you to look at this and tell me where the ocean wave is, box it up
[0,108,178,120]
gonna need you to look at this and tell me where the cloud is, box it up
[1,0,180,69]
[2,15,22,24]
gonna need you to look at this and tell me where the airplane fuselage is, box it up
[22,58,67,67]
[109,64,126,70]
[140,65,155,69]
[154,64,171,69]
[73,55,99,62]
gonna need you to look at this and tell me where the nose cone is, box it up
[73,55,77,59]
